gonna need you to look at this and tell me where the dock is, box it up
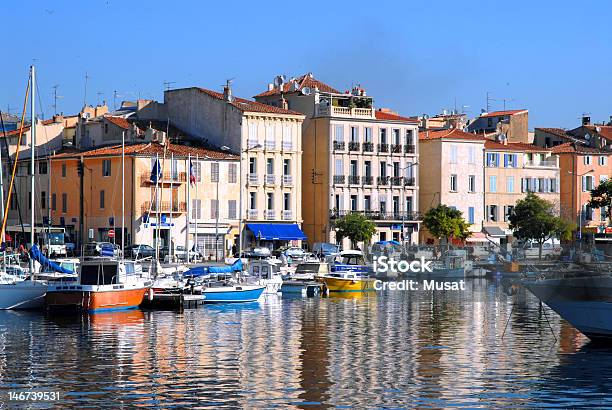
[143,292,204,309]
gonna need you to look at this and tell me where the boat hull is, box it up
[202,285,265,303]
[0,281,47,310]
[524,276,612,342]
[321,276,376,292]
[45,287,148,312]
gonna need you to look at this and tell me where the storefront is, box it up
[245,223,307,251]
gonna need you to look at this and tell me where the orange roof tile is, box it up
[484,140,551,152]
[419,128,486,142]
[584,125,612,141]
[481,109,528,118]
[551,142,609,155]
[374,110,418,124]
[196,88,304,116]
[254,73,340,97]
[105,116,131,129]
[52,143,239,160]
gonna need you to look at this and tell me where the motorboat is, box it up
[280,261,327,296]
[45,259,152,312]
[0,276,47,310]
[320,250,376,292]
[247,259,283,294]
[201,282,266,303]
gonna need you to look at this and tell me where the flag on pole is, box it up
[151,158,162,183]
[189,160,197,185]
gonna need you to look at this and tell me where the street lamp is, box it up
[568,168,594,251]
[215,145,230,262]
[387,161,419,244]
[238,143,262,258]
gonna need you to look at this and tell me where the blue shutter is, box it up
[513,154,518,167]
[504,154,508,167]
[495,153,500,167]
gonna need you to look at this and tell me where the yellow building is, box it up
[50,141,239,258]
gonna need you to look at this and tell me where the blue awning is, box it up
[246,223,307,241]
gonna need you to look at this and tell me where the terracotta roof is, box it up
[374,110,418,124]
[419,128,486,142]
[254,73,340,98]
[535,127,572,139]
[584,125,612,141]
[105,116,131,129]
[196,88,304,116]
[484,140,551,152]
[551,142,610,155]
[52,142,239,160]
[481,109,528,118]
[1,126,30,137]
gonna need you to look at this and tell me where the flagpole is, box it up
[186,154,191,264]
[195,154,199,260]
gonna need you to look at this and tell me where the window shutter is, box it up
[485,205,490,221]
[513,154,518,167]
[582,176,587,192]
[504,154,508,167]
[556,178,560,193]
[521,178,525,192]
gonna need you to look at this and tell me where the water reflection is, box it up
[0,280,607,408]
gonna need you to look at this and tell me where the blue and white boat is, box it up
[202,284,265,303]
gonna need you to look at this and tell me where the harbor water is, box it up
[0,278,610,408]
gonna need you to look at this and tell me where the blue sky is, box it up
[1,0,611,128]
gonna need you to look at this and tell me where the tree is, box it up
[334,213,377,249]
[588,179,612,226]
[509,193,574,259]
[422,204,471,246]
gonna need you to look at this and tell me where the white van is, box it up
[516,238,562,259]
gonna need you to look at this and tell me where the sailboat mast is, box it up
[121,130,125,256]
[29,65,36,273]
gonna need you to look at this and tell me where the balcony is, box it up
[317,105,375,119]
[404,145,416,154]
[391,144,403,154]
[247,209,258,219]
[264,140,277,150]
[404,177,416,187]
[265,174,276,185]
[248,173,260,185]
[363,175,373,185]
[348,175,360,185]
[333,141,346,151]
[329,210,422,221]
[140,172,186,186]
[141,201,187,214]
[378,143,389,153]
[348,141,360,152]
[377,176,390,186]
[281,141,293,151]
[247,139,260,149]
[282,175,294,186]
[333,175,346,184]
[265,210,276,220]
[282,210,293,221]
[391,176,403,186]
[362,142,374,152]
[524,159,558,168]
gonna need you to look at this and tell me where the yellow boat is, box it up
[321,274,377,292]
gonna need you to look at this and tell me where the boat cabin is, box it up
[249,259,284,280]
[79,260,144,286]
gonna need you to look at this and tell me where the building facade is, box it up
[254,73,421,249]
[418,129,485,243]
[468,109,529,143]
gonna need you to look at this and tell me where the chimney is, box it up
[267,83,274,91]
[223,80,233,102]
[582,115,591,126]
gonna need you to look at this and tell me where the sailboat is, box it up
[0,66,48,310]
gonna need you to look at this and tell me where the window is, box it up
[450,145,458,164]
[41,191,46,209]
[104,123,109,134]
[102,159,111,177]
[266,193,274,210]
[350,195,358,211]
[507,176,514,193]
[468,147,476,164]
[335,194,341,211]
[405,130,414,146]
[364,161,372,177]
[392,129,400,145]
[100,190,105,209]
[335,159,343,175]
[38,162,47,175]
[504,154,518,168]
[599,156,608,166]
[191,199,202,219]
[62,193,67,213]
[266,158,274,175]
[450,174,457,192]
[486,153,499,167]
[20,134,26,146]
[228,200,237,219]
[487,205,498,222]
[192,161,202,182]
[379,197,386,213]
[380,161,387,178]
[550,178,558,192]
[380,128,387,144]
[504,206,514,222]
[211,163,219,182]
[584,155,592,165]
[248,123,257,141]
[392,196,400,213]
[393,162,400,177]
[489,176,497,192]
[229,163,237,183]
[365,127,372,143]
[406,196,413,213]
[468,207,475,224]
[364,195,371,211]
[350,126,359,142]
[601,175,609,184]
[249,157,256,174]
[350,160,358,176]
[51,193,56,211]
[211,199,219,219]
[468,175,476,193]
[61,162,67,178]
[582,175,595,191]
[249,192,257,210]
[283,193,290,211]
[334,125,344,142]
[283,159,290,175]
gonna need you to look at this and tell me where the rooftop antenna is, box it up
[486,91,493,113]
[163,81,176,91]
[492,97,515,110]
[113,90,118,111]
[52,85,63,115]
[96,91,104,106]
[83,72,91,107]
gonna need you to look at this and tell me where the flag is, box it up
[189,160,196,185]
[151,159,162,183]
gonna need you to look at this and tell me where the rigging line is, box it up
[0,113,26,240]
[1,75,31,242]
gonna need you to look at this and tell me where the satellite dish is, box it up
[585,133,591,140]
[301,87,312,96]
[273,75,285,87]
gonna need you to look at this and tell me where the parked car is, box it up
[125,244,155,259]
[173,246,200,262]
[312,242,341,258]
